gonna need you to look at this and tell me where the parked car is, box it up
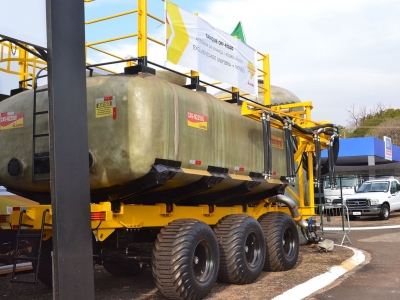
[344,179,400,220]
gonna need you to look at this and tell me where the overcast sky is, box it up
[1,0,400,126]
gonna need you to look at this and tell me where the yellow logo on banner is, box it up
[166,1,189,64]
[247,61,255,79]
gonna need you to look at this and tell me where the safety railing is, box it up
[317,203,352,245]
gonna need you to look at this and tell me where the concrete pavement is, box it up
[311,227,400,299]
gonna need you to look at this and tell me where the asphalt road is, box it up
[311,227,400,300]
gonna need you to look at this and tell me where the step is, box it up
[13,257,38,262]
[16,233,41,239]
[10,279,37,284]
[34,110,49,115]
[33,133,49,138]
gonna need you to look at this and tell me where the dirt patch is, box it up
[0,244,354,300]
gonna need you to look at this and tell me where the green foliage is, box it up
[348,108,400,138]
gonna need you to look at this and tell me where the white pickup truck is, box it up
[344,179,400,220]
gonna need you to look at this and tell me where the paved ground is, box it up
[308,223,400,299]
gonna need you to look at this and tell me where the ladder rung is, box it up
[16,233,41,239]
[10,279,37,284]
[33,133,49,138]
[35,88,48,93]
[44,223,52,227]
[34,110,48,115]
[13,257,38,262]
[33,178,50,182]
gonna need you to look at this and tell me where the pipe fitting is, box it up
[268,194,308,229]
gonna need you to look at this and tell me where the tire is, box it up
[214,214,265,284]
[103,259,146,277]
[258,212,299,272]
[348,215,357,221]
[152,219,219,300]
[32,238,53,287]
[379,203,390,220]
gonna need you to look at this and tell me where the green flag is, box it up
[231,22,246,43]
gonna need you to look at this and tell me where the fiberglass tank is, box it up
[0,73,299,204]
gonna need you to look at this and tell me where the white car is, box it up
[344,179,400,220]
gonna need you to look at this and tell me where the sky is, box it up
[1,0,400,126]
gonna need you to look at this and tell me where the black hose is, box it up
[261,114,270,176]
[266,116,272,177]
[314,135,321,185]
[289,126,296,179]
[321,135,339,175]
[284,125,292,179]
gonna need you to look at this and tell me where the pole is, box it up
[46,0,95,298]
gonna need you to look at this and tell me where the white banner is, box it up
[0,0,47,48]
[166,1,257,96]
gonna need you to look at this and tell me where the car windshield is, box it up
[356,181,389,193]
[324,178,357,189]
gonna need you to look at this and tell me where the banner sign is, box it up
[384,136,392,161]
[166,1,257,96]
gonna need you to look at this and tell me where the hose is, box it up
[268,194,308,229]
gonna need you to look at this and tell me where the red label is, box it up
[187,111,208,130]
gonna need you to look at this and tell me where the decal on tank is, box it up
[95,96,116,119]
[189,159,202,165]
[0,112,24,130]
[272,135,283,149]
[187,111,207,130]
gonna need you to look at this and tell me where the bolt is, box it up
[245,246,248,253]
[193,256,199,265]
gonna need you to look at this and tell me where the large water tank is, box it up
[0,73,301,204]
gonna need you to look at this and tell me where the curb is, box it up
[271,245,366,300]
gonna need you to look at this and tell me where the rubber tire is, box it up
[214,214,265,284]
[348,215,357,221]
[103,259,146,277]
[32,238,53,287]
[152,219,219,300]
[258,212,299,272]
[379,203,390,220]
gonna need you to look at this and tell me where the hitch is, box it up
[301,217,323,243]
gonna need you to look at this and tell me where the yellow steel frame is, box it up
[0,41,47,88]
[241,98,334,214]
[6,200,305,241]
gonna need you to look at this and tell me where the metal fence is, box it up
[316,203,352,245]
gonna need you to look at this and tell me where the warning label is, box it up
[272,135,283,149]
[0,112,24,130]
[187,111,207,130]
[95,96,116,119]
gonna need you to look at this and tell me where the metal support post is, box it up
[46,0,95,299]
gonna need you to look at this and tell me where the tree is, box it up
[346,103,400,140]
[369,117,400,146]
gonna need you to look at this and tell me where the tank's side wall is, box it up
[0,74,288,194]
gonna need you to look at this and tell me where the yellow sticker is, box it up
[95,96,116,119]
[272,135,284,149]
[187,111,207,130]
[0,112,24,130]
